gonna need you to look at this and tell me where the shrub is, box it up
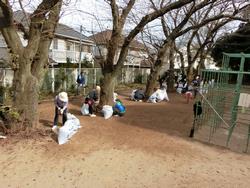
[134,74,143,84]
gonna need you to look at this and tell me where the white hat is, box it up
[96,85,101,91]
[58,92,68,102]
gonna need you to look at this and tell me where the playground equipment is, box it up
[193,53,250,152]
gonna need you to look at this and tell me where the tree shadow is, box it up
[51,132,58,143]
[69,109,82,116]
[116,99,193,138]
[70,97,84,108]
[39,119,54,128]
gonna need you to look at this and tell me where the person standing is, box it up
[192,75,201,98]
[52,92,68,131]
[76,71,86,95]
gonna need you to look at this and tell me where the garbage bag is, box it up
[58,113,81,145]
[130,89,137,100]
[156,89,169,101]
[81,103,89,115]
[102,105,113,119]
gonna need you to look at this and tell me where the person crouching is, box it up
[113,99,126,117]
[84,85,101,117]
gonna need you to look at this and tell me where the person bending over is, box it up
[52,92,68,131]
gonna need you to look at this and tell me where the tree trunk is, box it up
[187,63,195,83]
[13,61,39,127]
[145,66,161,99]
[197,54,206,75]
[145,41,171,98]
[99,72,116,107]
[167,42,175,92]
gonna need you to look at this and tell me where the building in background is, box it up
[0,11,95,68]
[90,30,151,83]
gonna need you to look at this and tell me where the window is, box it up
[83,45,88,52]
[75,44,80,52]
[53,39,58,49]
[66,42,73,51]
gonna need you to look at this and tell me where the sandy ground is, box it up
[0,93,250,188]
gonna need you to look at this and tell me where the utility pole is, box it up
[78,25,83,74]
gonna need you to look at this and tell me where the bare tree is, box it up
[184,15,246,82]
[144,0,249,97]
[97,0,197,106]
[0,0,63,127]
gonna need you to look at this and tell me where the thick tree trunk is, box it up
[99,72,116,107]
[13,62,39,127]
[145,66,160,99]
[145,41,171,98]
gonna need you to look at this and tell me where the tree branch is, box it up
[26,0,61,56]
[0,0,23,54]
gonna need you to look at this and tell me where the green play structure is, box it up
[194,52,250,152]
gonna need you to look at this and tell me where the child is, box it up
[52,92,68,132]
[113,99,126,117]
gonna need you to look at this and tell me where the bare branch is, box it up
[110,0,119,30]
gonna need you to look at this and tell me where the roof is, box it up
[13,11,94,44]
[90,30,146,50]
[140,59,152,68]
[55,24,93,44]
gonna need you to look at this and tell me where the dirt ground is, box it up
[0,92,250,188]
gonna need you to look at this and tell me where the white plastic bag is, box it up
[130,90,137,100]
[102,105,113,119]
[148,92,157,103]
[81,103,89,115]
[113,92,118,102]
[156,89,169,101]
[58,113,81,145]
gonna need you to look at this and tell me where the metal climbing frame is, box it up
[195,52,250,152]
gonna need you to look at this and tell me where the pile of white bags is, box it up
[148,88,169,103]
[102,105,113,119]
[58,113,81,145]
[156,88,169,101]
[81,103,89,115]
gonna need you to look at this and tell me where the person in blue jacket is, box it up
[113,99,126,117]
[76,71,86,95]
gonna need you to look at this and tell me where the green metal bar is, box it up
[222,54,225,69]
[223,52,250,58]
[226,55,245,147]
[202,70,250,75]
[245,125,250,153]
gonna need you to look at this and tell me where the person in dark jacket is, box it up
[84,86,100,117]
[77,71,86,95]
[52,92,68,132]
[134,89,145,101]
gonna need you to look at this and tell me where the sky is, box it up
[11,0,245,40]
[59,0,112,36]
[11,0,111,36]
